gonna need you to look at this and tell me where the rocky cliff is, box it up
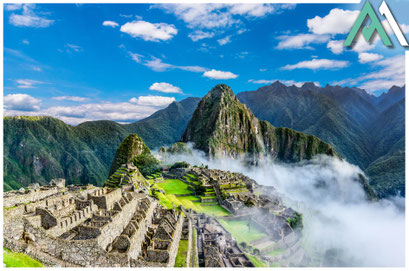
[181,84,337,163]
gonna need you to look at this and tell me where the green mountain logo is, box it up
[344,0,408,47]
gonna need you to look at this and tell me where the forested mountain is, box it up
[237,82,405,197]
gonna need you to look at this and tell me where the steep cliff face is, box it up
[181,84,337,162]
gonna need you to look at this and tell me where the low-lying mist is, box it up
[158,146,405,267]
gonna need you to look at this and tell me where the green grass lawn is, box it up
[152,178,230,217]
[191,228,198,267]
[193,203,230,216]
[246,254,267,267]
[174,240,189,267]
[218,218,267,244]
[155,179,192,195]
[3,247,43,267]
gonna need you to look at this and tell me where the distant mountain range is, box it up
[237,82,405,198]
[4,97,200,190]
[4,83,404,198]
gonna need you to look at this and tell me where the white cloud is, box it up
[229,4,276,17]
[217,35,232,46]
[349,34,376,53]
[52,96,90,102]
[237,28,248,35]
[149,82,183,93]
[157,4,294,30]
[102,21,119,28]
[188,30,215,42]
[203,69,238,79]
[157,4,238,30]
[22,39,30,45]
[140,56,207,73]
[120,20,177,42]
[4,98,175,125]
[143,57,174,72]
[129,95,176,106]
[307,8,359,35]
[276,33,330,49]
[327,40,344,54]
[382,19,409,35]
[282,59,350,70]
[248,79,320,87]
[236,51,249,59]
[4,94,41,111]
[5,4,23,11]
[15,79,45,89]
[331,55,404,92]
[9,4,54,28]
[358,52,383,64]
[65,44,82,53]
[129,52,143,63]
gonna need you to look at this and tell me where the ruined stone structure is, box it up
[4,164,306,267]
[4,179,183,267]
[194,213,254,267]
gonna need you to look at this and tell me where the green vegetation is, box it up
[155,179,192,195]
[174,240,189,267]
[170,161,190,171]
[246,254,267,267]
[167,142,193,155]
[3,247,43,267]
[191,228,198,267]
[133,151,160,177]
[219,218,267,244]
[152,179,230,216]
[4,97,200,191]
[286,212,303,229]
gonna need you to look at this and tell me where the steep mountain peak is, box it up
[108,134,149,176]
[301,82,318,90]
[182,84,337,162]
[204,84,235,100]
[272,80,285,87]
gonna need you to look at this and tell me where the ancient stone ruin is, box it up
[4,163,306,267]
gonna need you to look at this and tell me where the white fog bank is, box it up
[159,148,405,267]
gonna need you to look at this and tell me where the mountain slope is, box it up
[365,98,405,197]
[237,82,405,198]
[124,97,200,149]
[3,98,199,191]
[4,116,109,190]
[237,82,372,168]
[181,84,337,162]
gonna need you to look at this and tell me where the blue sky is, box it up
[3,1,408,125]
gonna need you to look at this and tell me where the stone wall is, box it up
[4,187,59,208]
[89,188,122,210]
[96,192,142,250]
[22,220,130,267]
[126,199,157,261]
[166,213,184,267]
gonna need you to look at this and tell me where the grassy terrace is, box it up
[155,178,192,195]
[190,228,198,267]
[152,177,230,217]
[174,240,189,267]
[3,247,43,267]
[218,218,267,244]
[246,254,267,267]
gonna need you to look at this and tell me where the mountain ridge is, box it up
[181,84,337,162]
